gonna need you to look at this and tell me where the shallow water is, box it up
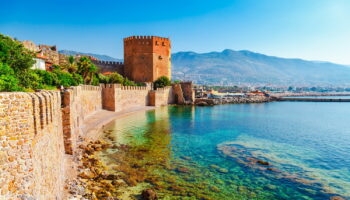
[98,102,350,200]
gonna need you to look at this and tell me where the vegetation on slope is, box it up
[0,34,139,92]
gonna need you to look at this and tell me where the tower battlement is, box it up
[124,36,171,48]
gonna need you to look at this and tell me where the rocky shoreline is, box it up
[66,132,159,200]
[195,96,271,106]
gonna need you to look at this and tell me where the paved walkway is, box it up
[81,106,155,141]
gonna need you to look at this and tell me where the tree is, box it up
[107,72,124,84]
[154,76,171,89]
[0,63,22,91]
[63,55,77,73]
[0,33,34,72]
[77,56,97,84]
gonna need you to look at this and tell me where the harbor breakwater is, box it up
[0,83,193,199]
[195,96,271,106]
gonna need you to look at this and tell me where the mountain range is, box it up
[60,49,350,86]
[59,50,123,62]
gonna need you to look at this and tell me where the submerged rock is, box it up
[176,167,190,173]
[78,171,96,179]
[330,196,346,200]
[141,189,158,200]
[209,164,220,169]
[217,168,229,173]
[257,160,270,166]
[180,156,192,160]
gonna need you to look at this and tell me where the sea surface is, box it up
[97,102,350,200]
[281,95,350,99]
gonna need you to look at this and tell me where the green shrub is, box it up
[17,70,44,90]
[91,74,100,86]
[32,69,59,86]
[53,69,78,87]
[97,73,110,84]
[0,34,34,72]
[123,77,137,86]
[72,73,84,85]
[107,72,124,84]
[0,63,23,91]
[154,76,171,89]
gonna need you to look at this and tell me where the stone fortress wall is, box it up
[0,91,65,200]
[0,83,194,199]
[92,60,124,75]
[149,86,175,107]
[102,84,153,112]
[62,85,102,154]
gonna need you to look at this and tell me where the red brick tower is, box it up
[124,36,171,83]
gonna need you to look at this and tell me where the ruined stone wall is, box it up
[0,91,65,199]
[149,86,175,106]
[62,85,102,154]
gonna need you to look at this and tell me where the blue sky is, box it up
[1,0,350,64]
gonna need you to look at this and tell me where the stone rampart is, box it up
[0,83,192,198]
[92,60,125,75]
[0,91,65,199]
[62,85,102,154]
[101,84,152,112]
[149,86,175,106]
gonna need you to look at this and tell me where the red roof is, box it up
[102,72,113,75]
[36,54,47,60]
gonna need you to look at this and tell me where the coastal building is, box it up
[32,56,46,70]
[22,40,65,70]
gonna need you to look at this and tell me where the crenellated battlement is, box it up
[92,60,124,66]
[124,35,171,47]
[91,60,125,75]
[124,35,170,42]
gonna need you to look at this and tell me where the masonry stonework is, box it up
[0,91,64,199]
[149,86,175,106]
[102,84,152,112]
[124,36,171,83]
[62,85,102,154]
[0,82,194,199]
[92,60,124,75]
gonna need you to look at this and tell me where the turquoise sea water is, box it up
[281,96,350,99]
[99,102,350,199]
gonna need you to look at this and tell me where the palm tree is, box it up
[64,55,77,73]
[77,56,97,84]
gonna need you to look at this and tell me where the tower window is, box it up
[162,42,165,46]
[155,41,159,45]
[159,56,163,60]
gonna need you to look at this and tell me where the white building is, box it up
[32,58,46,70]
